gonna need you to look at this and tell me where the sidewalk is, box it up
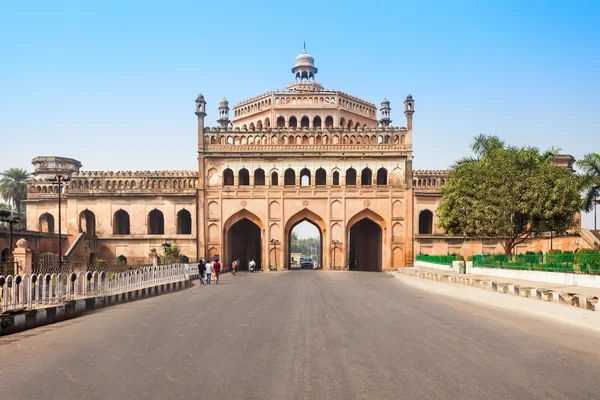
[396,266,600,312]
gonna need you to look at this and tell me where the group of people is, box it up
[197,258,258,284]
[197,258,221,284]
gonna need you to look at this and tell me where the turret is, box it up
[195,93,207,151]
[404,94,414,132]
[379,98,392,127]
[217,96,230,128]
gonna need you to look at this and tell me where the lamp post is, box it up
[331,239,339,270]
[0,210,20,264]
[47,175,71,268]
[162,241,171,264]
[270,239,280,270]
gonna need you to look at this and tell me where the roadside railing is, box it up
[0,263,188,313]
[415,255,457,266]
[473,252,600,275]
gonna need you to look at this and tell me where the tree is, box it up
[576,152,600,213]
[438,135,581,255]
[0,168,32,213]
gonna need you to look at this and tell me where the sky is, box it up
[0,0,598,230]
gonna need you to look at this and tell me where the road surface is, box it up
[1,270,599,399]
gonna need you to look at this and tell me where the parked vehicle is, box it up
[301,258,314,268]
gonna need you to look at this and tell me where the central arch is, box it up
[347,210,386,272]
[284,209,327,270]
[223,209,264,271]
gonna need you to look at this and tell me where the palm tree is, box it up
[577,152,600,212]
[452,134,505,168]
[0,168,32,212]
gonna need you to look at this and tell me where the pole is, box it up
[57,176,62,268]
[8,220,13,259]
[274,242,278,270]
[333,243,336,269]
[595,195,597,231]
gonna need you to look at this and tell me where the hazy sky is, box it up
[1,0,598,229]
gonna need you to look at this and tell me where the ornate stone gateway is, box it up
[197,49,415,271]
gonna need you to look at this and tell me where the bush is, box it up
[456,255,465,262]
[548,249,562,254]
[466,255,473,261]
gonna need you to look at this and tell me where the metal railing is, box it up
[415,255,457,266]
[473,253,600,275]
[0,264,188,313]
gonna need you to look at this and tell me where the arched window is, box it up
[256,120,263,130]
[377,168,388,185]
[284,168,295,186]
[346,168,357,185]
[148,209,164,235]
[315,168,326,186]
[264,117,271,128]
[340,117,346,128]
[223,168,234,186]
[271,171,279,186]
[325,116,334,128]
[300,116,309,128]
[276,116,285,128]
[419,210,433,234]
[177,209,192,234]
[361,168,372,186]
[39,213,55,233]
[347,120,353,129]
[289,116,298,128]
[300,168,311,186]
[239,168,250,186]
[113,210,130,235]
[79,210,96,235]
[332,171,340,186]
[254,168,265,186]
[313,116,322,128]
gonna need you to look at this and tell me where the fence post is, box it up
[12,238,33,276]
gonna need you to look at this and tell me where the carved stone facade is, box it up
[21,49,584,271]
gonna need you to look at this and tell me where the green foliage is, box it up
[162,244,184,263]
[576,152,600,212]
[0,168,32,213]
[291,233,320,259]
[438,135,580,255]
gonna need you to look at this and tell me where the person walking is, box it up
[205,260,213,284]
[248,258,256,273]
[213,259,221,284]
[198,258,206,284]
[231,260,237,275]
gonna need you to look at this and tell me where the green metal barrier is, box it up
[473,252,600,275]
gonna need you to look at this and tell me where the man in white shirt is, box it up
[205,261,214,284]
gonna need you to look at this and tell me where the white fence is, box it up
[0,264,188,313]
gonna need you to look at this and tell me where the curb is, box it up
[395,268,599,313]
[0,280,192,336]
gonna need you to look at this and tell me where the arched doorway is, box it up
[347,211,385,272]
[287,219,322,270]
[419,210,433,234]
[284,209,326,270]
[223,210,264,271]
[227,219,262,271]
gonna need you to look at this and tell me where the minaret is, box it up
[217,96,230,128]
[195,93,207,151]
[195,93,207,262]
[404,94,414,132]
[379,98,392,127]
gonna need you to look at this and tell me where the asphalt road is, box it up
[1,270,600,400]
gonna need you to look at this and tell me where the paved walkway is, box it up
[1,270,599,399]
[411,265,600,298]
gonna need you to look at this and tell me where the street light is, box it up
[270,239,280,270]
[331,239,340,270]
[0,210,20,261]
[47,175,71,268]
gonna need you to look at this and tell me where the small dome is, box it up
[295,49,315,68]
[406,94,413,100]
[381,97,390,106]
[220,96,228,105]
[196,93,205,102]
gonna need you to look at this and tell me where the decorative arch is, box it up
[284,208,327,269]
[148,209,164,234]
[113,209,130,234]
[207,168,219,187]
[223,168,234,186]
[79,209,96,235]
[207,223,219,242]
[177,209,192,234]
[208,201,219,219]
